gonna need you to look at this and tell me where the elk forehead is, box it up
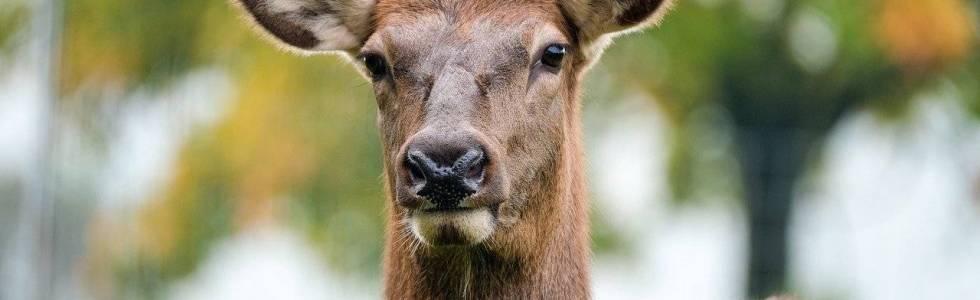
[374,0,569,30]
[364,1,574,152]
[364,3,572,71]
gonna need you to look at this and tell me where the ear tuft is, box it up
[562,0,674,42]
[616,0,672,27]
[234,0,376,53]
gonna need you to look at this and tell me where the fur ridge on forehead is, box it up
[373,0,567,28]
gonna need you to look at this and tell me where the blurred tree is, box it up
[603,0,978,296]
[49,0,385,297]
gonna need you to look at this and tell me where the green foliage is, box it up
[57,0,386,295]
[61,0,251,91]
[0,3,28,56]
[957,57,980,118]
[602,0,978,202]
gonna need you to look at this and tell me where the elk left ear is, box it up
[561,0,674,54]
[234,0,375,53]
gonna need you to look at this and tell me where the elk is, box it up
[235,0,671,298]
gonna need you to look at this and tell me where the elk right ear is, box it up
[234,0,376,53]
[560,0,674,59]
[561,0,673,40]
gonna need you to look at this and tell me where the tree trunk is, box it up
[735,125,811,298]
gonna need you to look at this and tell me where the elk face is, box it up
[366,4,579,246]
[235,0,672,247]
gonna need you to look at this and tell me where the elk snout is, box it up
[403,140,487,209]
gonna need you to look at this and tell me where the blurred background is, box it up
[1,0,979,299]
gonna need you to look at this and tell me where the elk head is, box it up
[235,0,671,247]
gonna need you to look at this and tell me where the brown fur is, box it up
[233,0,672,298]
[373,5,589,297]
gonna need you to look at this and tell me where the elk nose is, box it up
[404,145,486,209]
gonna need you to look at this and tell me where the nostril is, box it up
[405,151,428,184]
[454,148,486,183]
[465,162,484,180]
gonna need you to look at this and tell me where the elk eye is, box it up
[540,44,566,69]
[361,53,388,81]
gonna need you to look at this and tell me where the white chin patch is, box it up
[409,208,495,246]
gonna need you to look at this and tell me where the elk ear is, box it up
[561,0,673,53]
[234,0,375,53]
